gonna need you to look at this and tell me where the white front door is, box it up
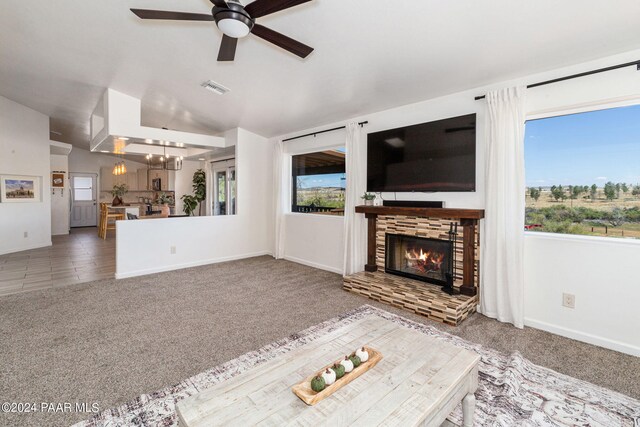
[70,173,98,227]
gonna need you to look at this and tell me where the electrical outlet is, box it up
[170,246,176,255]
[23,231,28,238]
[562,293,575,309]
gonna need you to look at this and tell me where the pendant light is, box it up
[112,157,127,176]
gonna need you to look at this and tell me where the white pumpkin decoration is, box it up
[340,356,354,373]
[355,347,369,362]
[321,368,336,385]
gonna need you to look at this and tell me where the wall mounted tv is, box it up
[367,114,476,192]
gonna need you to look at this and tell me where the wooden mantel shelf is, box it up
[355,205,484,220]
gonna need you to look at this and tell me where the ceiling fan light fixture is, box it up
[217,18,251,38]
[131,0,313,62]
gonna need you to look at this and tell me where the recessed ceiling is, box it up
[1,0,640,149]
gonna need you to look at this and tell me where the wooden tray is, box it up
[292,346,383,406]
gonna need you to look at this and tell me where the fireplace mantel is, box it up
[355,205,484,297]
[355,205,485,219]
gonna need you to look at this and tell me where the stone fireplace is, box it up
[343,205,484,326]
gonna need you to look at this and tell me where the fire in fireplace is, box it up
[385,233,453,286]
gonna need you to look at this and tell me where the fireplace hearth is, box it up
[385,234,453,286]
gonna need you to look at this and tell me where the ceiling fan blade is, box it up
[209,0,228,7]
[217,35,238,61]
[130,9,215,21]
[251,24,313,58]
[244,0,311,19]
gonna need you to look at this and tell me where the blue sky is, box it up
[298,173,346,189]
[525,104,640,187]
[5,179,34,190]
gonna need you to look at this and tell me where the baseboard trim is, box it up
[0,241,52,256]
[115,251,273,279]
[283,255,343,275]
[524,317,640,357]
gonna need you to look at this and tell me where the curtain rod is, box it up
[282,121,369,142]
[474,60,640,101]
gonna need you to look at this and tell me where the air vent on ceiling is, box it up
[201,80,230,95]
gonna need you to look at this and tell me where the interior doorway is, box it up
[211,159,236,216]
[70,173,98,227]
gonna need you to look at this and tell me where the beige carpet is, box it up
[1,256,638,427]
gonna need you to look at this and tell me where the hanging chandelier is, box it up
[146,146,183,171]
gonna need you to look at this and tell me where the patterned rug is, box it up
[74,305,640,427]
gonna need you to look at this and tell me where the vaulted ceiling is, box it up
[1,0,640,149]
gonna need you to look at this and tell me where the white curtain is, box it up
[273,139,287,259]
[480,86,527,329]
[343,123,367,276]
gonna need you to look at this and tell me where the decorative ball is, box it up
[311,375,326,392]
[321,368,336,386]
[332,363,345,379]
[349,355,362,368]
[340,356,354,373]
[355,347,369,362]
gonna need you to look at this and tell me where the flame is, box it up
[404,247,445,273]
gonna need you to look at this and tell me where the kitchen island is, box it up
[108,205,142,219]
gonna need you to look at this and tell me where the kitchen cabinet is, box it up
[126,171,138,191]
[147,169,175,191]
[100,167,114,192]
[100,167,140,192]
[137,168,148,191]
[167,170,175,191]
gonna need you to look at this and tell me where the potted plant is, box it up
[111,183,128,206]
[361,192,376,206]
[157,192,174,217]
[181,169,206,216]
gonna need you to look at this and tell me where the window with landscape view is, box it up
[525,104,640,239]
[292,148,346,216]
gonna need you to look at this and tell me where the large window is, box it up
[292,148,346,216]
[72,176,93,201]
[525,104,640,239]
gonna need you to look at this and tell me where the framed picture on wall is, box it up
[0,175,41,203]
[52,172,65,188]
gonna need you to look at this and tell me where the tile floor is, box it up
[0,228,115,296]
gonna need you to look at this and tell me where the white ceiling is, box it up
[1,0,640,149]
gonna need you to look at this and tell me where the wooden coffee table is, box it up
[176,316,479,427]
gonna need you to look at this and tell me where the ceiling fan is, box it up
[131,0,314,62]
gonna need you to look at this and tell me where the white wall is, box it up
[50,154,70,235]
[0,96,52,255]
[518,51,640,357]
[280,129,348,273]
[283,214,344,274]
[273,49,640,355]
[115,128,273,278]
[524,234,640,356]
[276,79,484,274]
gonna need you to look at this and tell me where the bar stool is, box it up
[99,203,125,239]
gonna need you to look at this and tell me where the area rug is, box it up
[74,305,640,427]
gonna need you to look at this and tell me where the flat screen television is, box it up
[367,114,476,192]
